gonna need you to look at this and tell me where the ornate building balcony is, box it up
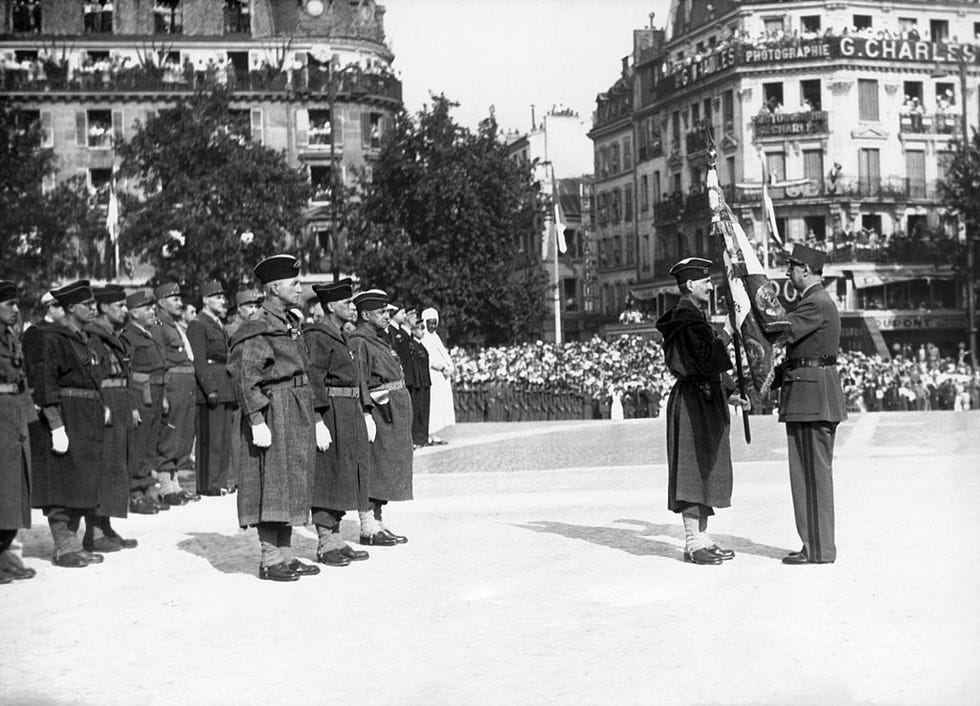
[898,112,962,135]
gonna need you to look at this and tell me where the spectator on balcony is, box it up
[182,56,195,88]
[84,1,98,33]
[100,1,113,33]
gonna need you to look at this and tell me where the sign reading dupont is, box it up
[867,311,966,331]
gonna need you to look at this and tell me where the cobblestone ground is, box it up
[2,411,979,705]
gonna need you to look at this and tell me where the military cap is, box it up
[154,282,182,301]
[201,281,225,299]
[312,278,353,304]
[40,291,57,307]
[353,288,388,312]
[786,243,826,272]
[94,284,127,305]
[235,288,263,306]
[669,257,713,283]
[126,290,154,310]
[253,254,299,284]
[0,280,17,302]
[52,280,94,308]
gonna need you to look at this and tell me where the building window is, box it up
[310,165,335,203]
[84,1,113,34]
[691,102,700,125]
[703,98,712,126]
[800,79,821,111]
[229,108,263,143]
[11,0,41,32]
[936,82,956,111]
[765,151,786,182]
[858,148,881,193]
[722,90,734,132]
[610,143,621,173]
[726,156,735,184]
[362,112,383,149]
[85,109,113,149]
[763,82,784,113]
[858,79,879,121]
[672,172,681,195]
[622,137,632,170]
[801,15,821,34]
[307,109,333,146]
[906,150,926,198]
[154,0,183,35]
[937,151,954,183]
[803,215,826,242]
[624,186,633,221]
[15,109,53,147]
[89,168,112,204]
[224,0,251,35]
[975,22,980,41]
[929,19,949,42]
[803,150,823,191]
[899,17,919,36]
[852,15,872,30]
[904,81,923,102]
[640,175,649,211]
[653,171,661,203]
[671,111,680,150]
[763,17,784,35]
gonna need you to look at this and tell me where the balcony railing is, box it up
[752,110,828,138]
[0,64,403,103]
[731,178,938,203]
[898,112,962,135]
[652,190,709,223]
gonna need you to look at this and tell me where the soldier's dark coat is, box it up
[229,303,315,527]
[655,299,735,514]
[0,325,34,530]
[121,321,167,487]
[305,319,371,512]
[23,320,55,488]
[30,323,105,510]
[349,322,413,502]
[86,320,135,518]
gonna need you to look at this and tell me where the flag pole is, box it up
[551,163,562,345]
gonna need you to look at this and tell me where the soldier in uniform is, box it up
[305,279,377,564]
[23,291,64,495]
[150,283,199,505]
[0,281,37,582]
[187,281,236,496]
[349,289,413,546]
[83,285,139,551]
[409,311,432,448]
[655,258,748,565]
[30,280,108,567]
[224,288,263,490]
[229,255,323,581]
[777,244,847,565]
[122,290,168,514]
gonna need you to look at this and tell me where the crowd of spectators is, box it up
[448,335,979,421]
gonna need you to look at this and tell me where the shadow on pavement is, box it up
[177,531,319,575]
[516,519,789,562]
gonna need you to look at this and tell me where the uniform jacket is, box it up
[349,322,413,502]
[655,299,735,513]
[187,311,235,404]
[411,336,431,389]
[229,302,315,527]
[0,325,34,530]
[151,318,193,369]
[778,282,847,424]
[30,323,105,510]
[305,319,372,511]
[390,326,419,388]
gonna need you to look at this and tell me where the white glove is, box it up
[315,420,332,452]
[364,413,377,443]
[51,426,69,454]
[250,422,272,448]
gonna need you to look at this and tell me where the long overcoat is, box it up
[348,323,413,502]
[23,320,55,489]
[229,303,315,528]
[86,320,136,518]
[30,323,106,510]
[655,299,735,514]
[305,320,371,512]
[0,326,34,530]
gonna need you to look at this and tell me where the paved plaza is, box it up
[2,411,979,705]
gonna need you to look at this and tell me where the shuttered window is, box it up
[250,109,263,144]
[905,150,926,197]
[858,79,879,121]
[803,150,823,189]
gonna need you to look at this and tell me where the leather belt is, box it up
[326,386,360,398]
[370,380,405,392]
[167,365,195,374]
[100,378,129,389]
[131,371,165,384]
[261,374,309,391]
[0,382,24,394]
[60,387,100,400]
[785,356,838,370]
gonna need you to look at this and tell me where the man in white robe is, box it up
[420,307,455,444]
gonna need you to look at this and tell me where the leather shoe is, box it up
[178,490,201,502]
[0,572,12,584]
[258,562,300,581]
[683,548,723,565]
[287,559,321,576]
[129,498,159,515]
[162,492,187,506]
[83,537,122,553]
[707,545,735,560]
[53,551,92,568]
[359,532,398,547]
[79,550,104,564]
[316,549,351,566]
[339,545,369,561]
[3,565,36,580]
[108,535,138,550]
[381,528,408,544]
[148,495,171,511]
[782,552,811,565]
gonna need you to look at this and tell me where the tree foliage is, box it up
[117,90,311,299]
[939,128,980,237]
[343,95,546,346]
[0,106,107,311]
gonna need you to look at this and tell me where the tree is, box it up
[343,95,547,346]
[0,106,107,310]
[939,129,980,238]
[117,89,312,298]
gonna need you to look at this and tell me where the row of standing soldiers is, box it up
[0,255,416,582]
